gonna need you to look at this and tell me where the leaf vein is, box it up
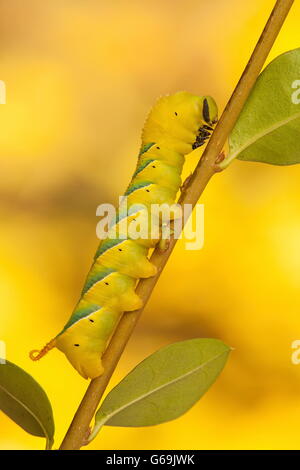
[227,112,300,164]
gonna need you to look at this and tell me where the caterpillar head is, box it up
[142,92,218,154]
[201,96,218,126]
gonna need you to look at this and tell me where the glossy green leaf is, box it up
[222,48,300,167]
[90,339,231,441]
[0,359,54,449]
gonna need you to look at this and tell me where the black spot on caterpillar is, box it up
[202,98,210,123]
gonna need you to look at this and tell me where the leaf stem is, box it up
[59,0,294,450]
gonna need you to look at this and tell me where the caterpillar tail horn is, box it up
[29,339,56,361]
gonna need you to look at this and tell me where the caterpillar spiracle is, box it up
[30,92,218,379]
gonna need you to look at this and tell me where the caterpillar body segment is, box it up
[55,305,122,379]
[132,159,182,193]
[139,144,185,170]
[82,268,143,312]
[107,209,161,248]
[94,238,158,279]
[122,182,178,215]
[30,91,218,379]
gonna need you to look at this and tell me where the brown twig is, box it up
[59,0,294,450]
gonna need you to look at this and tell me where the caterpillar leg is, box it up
[158,223,176,252]
[180,173,193,194]
[158,238,170,252]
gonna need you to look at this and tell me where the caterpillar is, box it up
[30,91,218,379]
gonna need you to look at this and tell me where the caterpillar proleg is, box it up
[30,92,218,379]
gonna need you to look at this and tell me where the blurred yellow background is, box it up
[1,0,300,450]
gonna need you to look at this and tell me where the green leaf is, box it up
[90,338,231,441]
[222,48,300,167]
[0,359,55,449]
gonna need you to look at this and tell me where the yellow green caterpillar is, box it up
[30,92,218,379]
